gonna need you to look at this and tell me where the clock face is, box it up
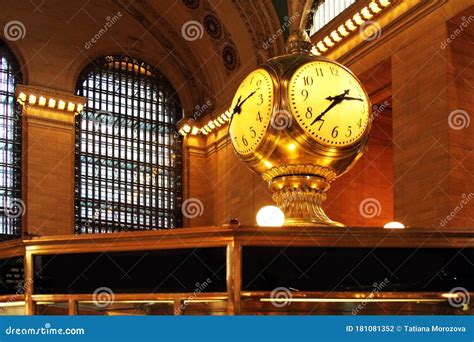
[229,68,274,155]
[289,61,370,147]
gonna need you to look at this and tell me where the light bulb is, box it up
[256,206,285,227]
[383,221,405,229]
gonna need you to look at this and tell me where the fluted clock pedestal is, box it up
[265,165,343,227]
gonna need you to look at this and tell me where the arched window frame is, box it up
[0,41,23,239]
[75,55,183,234]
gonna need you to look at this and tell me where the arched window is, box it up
[0,41,23,239]
[75,56,183,234]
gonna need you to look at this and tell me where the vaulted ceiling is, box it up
[112,0,286,114]
[1,0,285,117]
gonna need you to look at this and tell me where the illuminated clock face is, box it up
[229,68,274,155]
[289,61,370,147]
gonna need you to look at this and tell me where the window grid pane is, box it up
[0,43,22,239]
[75,56,182,234]
[310,0,356,35]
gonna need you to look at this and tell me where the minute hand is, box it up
[237,90,257,111]
[310,91,363,125]
[229,90,257,126]
[341,96,363,102]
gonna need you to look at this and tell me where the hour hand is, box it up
[231,95,242,114]
[231,90,257,116]
[229,90,257,126]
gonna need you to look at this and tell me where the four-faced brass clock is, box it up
[228,30,372,227]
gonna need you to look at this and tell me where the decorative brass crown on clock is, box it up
[228,28,372,227]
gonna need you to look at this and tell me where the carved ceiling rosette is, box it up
[181,0,241,74]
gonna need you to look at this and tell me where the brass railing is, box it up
[0,226,472,315]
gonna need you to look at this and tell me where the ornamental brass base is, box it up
[269,175,344,227]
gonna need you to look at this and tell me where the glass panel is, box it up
[0,301,25,315]
[0,256,25,295]
[77,301,174,315]
[181,300,227,316]
[0,43,22,239]
[75,56,183,233]
[242,247,474,292]
[35,302,69,315]
[240,298,466,315]
[33,248,227,294]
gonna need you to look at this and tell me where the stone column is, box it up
[391,9,473,228]
[182,135,210,227]
[16,85,86,236]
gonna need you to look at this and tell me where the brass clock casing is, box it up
[229,30,372,227]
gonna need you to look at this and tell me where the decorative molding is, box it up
[213,134,231,153]
[24,108,76,128]
[262,164,337,182]
[314,0,447,65]
[15,84,86,127]
[202,135,229,155]
[339,0,447,64]
[183,130,231,157]
[179,109,232,136]
[186,144,207,157]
